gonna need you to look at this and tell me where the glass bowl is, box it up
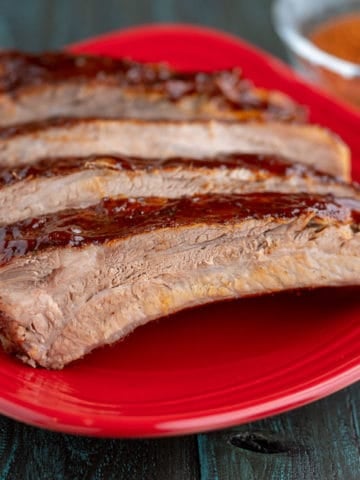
[272,0,360,108]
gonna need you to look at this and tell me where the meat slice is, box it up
[0,193,358,369]
[0,118,350,179]
[0,153,358,225]
[0,51,305,125]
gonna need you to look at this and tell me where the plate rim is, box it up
[0,357,358,438]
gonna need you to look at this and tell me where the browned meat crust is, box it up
[0,51,305,124]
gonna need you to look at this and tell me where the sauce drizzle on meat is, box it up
[0,193,358,265]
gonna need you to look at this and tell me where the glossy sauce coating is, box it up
[0,152,338,188]
[0,193,357,266]
[0,51,304,119]
[353,211,360,224]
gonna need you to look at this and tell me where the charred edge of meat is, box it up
[0,51,306,119]
[0,193,358,266]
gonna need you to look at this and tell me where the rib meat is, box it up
[0,153,358,225]
[0,193,358,368]
[0,118,350,178]
[0,51,305,125]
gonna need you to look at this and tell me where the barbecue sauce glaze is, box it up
[0,193,357,265]
[0,152,336,188]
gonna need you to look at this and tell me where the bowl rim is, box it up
[272,0,360,78]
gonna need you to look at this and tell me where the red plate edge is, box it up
[0,362,359,438]
[0,24,357,438]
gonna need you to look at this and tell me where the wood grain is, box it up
[198,384,360,480]
[0,384,357,479]
[0,418,200,480]
[0,0,287,58]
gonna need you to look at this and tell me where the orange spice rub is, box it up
[310,13,360,64]
[308,13,360,107]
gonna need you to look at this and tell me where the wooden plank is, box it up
[0,0,286,58]
[0,418,200,480]
[197,383,360,480]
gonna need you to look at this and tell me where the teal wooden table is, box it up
[0,1,358,478]
[0,386,358,479]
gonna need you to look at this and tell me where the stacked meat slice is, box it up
[0,118,349,178]
[0,51,304,124]
[0,153,358,225]
[0,51,358,369]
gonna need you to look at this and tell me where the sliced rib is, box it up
[0,153,358,225]
[0,51,305,125]
[0,193,358,368]
[0,118,350,179]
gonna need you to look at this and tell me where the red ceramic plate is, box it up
[0,24,359,438]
